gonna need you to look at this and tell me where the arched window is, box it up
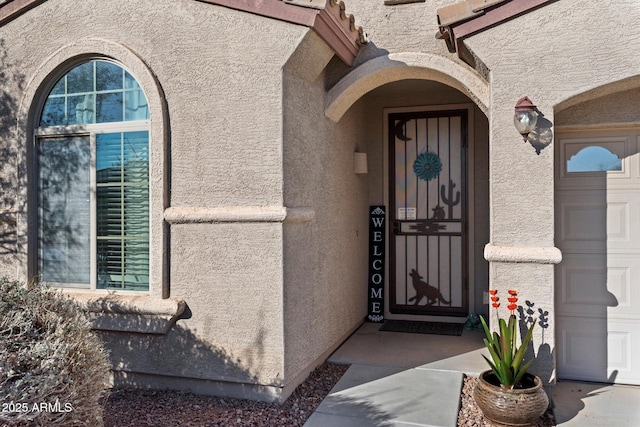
[36,60,150,291]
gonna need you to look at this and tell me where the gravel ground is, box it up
[104,363,348,427]
[105,365,556,426]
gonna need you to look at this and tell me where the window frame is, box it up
[35,60,152,294]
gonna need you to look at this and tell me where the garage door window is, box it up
[567,146,622,173]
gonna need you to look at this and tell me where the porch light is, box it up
[354,152,368,174]
[513,96,538,142]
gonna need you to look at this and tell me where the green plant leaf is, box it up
[479,307,540,388]
[498,359,514,387]
[484,338,503,368]
[513,359,534,386]
[498,318,512,367]
[480,315,492,344]
[492,331,503,359]
[481,354,499,376]
[508,315,517,357]
[512,321,535,373]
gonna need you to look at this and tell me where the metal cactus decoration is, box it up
[441,179,460,219]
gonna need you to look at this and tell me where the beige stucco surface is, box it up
[282,32,370,384]
[1,0,639,402]
[556,87,640,128]
[460,0,640,380]
[0,0,312,401]
[318,0,640,384]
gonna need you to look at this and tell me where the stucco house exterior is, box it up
[0,0,638,402]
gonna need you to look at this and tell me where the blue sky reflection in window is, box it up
[567,146,622,173]
[41,60,149,126]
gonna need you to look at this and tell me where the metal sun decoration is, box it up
[413,152,442,182]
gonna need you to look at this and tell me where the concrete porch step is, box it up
[303,364,463,427]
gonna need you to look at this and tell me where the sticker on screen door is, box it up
[397,208,416,220]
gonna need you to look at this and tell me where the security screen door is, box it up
[389,110,468,316]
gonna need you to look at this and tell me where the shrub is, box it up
[0,277,110,426]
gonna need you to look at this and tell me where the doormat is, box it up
[379,320,464,336]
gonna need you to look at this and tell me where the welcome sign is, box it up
[367,206,386,322]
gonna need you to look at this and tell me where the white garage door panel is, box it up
[607,319,640,384]
[558,317,640,384]
[607,192,640,249]
[557,253,638,317]
[558,316,609,382]
[556,129,640,385]
[557,191,640,253]
[557,195,607,247]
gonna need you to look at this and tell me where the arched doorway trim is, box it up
[325,52,489,122]
[555,74,640,116]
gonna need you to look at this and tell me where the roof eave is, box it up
[0,0,367,67]
[436,0,557,65]
[198,0,367,66]
[0,0,46,26]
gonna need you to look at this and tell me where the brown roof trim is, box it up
[437,0,508,26]
[436,0,557,64]
[0,0,46,25]
[197,0,318,26]
[0,0,365,66]
[198,0,367,66]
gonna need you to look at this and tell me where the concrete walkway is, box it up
[304,322,640,426]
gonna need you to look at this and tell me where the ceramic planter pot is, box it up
[474,370,549,427]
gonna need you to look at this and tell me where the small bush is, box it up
[0,277,110,426]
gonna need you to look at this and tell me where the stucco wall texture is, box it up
[321,0,640,383]
[0,0,312,401]
[459,0,640,380]
[282,31,370,384]
[2,0,640,402]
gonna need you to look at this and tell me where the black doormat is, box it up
[379,320,464,336]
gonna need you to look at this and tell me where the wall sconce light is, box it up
[514,96,554,155]
[354,152,368,174]
[513,96,538,142]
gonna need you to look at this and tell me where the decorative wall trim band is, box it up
[555,123,640,132]
[164,206,315,224]
[69,293,186,334]
[484,243,562,265]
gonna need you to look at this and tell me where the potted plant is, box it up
[474,290,549,426]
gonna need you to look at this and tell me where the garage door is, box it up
[556,129,640,385]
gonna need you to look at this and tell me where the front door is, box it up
[388,110,468,316]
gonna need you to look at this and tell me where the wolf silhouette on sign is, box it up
[408,269,451,306]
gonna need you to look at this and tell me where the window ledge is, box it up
[69,293,186,334]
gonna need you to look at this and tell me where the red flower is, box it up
[491,296,499,302]
[507,303,517,311]
[492,302,500,309]
[508,290,518,296]
[508,297,518,303]
[489,289,498,295]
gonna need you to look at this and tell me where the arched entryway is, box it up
[326,55,491,322]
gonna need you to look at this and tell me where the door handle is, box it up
[393,221,401,235]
